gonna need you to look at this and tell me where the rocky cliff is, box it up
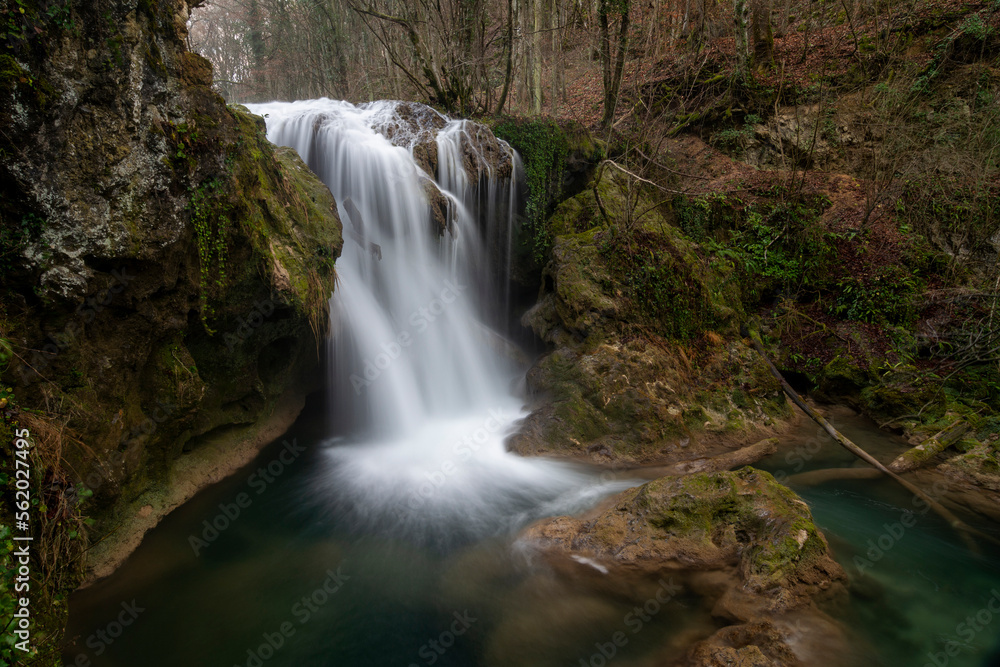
[0,0,341,655]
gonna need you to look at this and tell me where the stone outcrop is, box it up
[371,100,513,235]
[510,171,790,464]
[519,468,848,665]
[0,0,341,579]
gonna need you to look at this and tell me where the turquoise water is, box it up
[63,401,1000,667]
[755,409,1000,667]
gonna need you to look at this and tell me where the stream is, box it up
[63,403,1000,666]
[63,100,1000,667]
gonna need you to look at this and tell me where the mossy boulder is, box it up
[515,467,848,665]
[860,379,946,426]
[529,468,840,593]
[514,173,787,463]
[0,0,343,651]
[520,468,846,636]
[815,355,874,402]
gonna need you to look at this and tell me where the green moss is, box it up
[599,225,737,339]
[631,468,826,586]
[683,405,709,430]
[187,178,230,333]
[861,380,946,425]
[547,191,600,237]
[192,105,342,338]
[0,54,54,110]
[0,54,27,94]
[817,355,873,399]
[492,116,602,265]
[536,351,610,443]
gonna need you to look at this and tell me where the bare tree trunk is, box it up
[497,0,516,113]
[646,0,659,57]
[752,0,774,68]
[598,0,630,130]
[531,0,543,114]
[550,0,562,114]
[734,0,751,76]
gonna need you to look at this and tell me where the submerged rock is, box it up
[522,468,842,596]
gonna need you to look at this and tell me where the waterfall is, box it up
[247,99,633,546]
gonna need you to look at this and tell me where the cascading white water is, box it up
[248,99,634,545]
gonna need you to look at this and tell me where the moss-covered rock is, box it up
[859,379,946,426]
[816,355,874,402]
[526,468,840,593]
[519,468,846,660]
[490,115,603,282]
[0,0,343,654]
[513,173,788,463]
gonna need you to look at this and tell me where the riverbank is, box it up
[81,384,312,585]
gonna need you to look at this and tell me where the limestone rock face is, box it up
[510,174,789,464]
[370,100,513,235]
[0,0,341,514]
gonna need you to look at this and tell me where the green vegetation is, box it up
[0,383,90,665]
[492,117,569,263]
[492,117,602,265]
[0,0,74,52]
[709,113,761,154]
[599,226,718,340]
[831,266,919,326]
[187,179,230,334]
[675,190,835,304]
[636,467,828,587]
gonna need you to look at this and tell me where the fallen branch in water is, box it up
[635,438,779,480]
[744,326,999,553]
[888,420,969,473]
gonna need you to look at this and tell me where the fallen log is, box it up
[789,468,884,486]
[744,328,998,552]
[629,438,779,480]
[888,420,969,473]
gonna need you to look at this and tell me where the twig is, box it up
[634,147,712,180]
[598,159,687,194]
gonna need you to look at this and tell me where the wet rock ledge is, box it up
[520,468,848,666]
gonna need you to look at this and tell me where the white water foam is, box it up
[248,99,635,545]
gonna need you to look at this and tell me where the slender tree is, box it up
[598,0,631,130]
